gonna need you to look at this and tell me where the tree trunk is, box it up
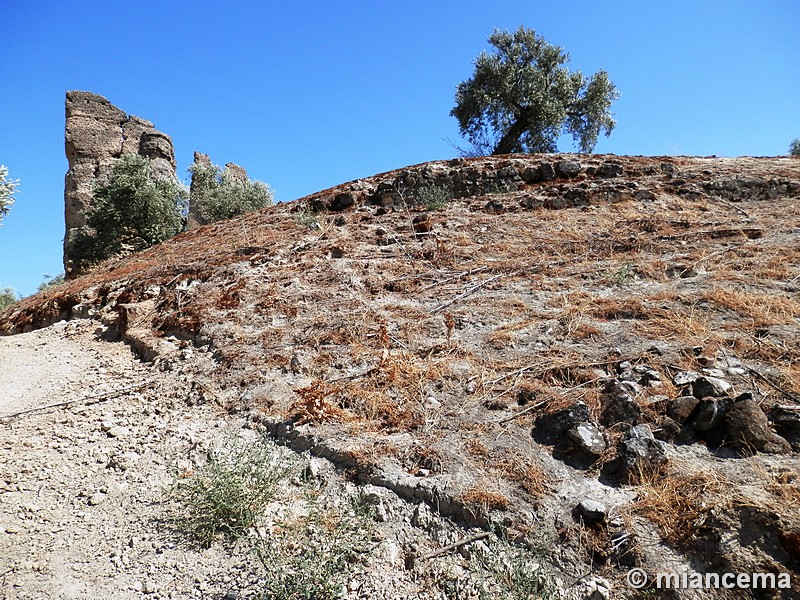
[492,116,529,155]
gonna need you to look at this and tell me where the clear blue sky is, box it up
[1,1,798,296]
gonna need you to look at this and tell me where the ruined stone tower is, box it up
[63,91,177,277]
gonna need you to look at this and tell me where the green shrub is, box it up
[790,138,800,157]
[169,433,296,546]
[0,165,19,226]
[37,273,65,293]
[0,287,18,310]
[189,161,273,222]
[68,153,187,270]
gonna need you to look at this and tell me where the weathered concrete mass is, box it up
[63,91,176,277]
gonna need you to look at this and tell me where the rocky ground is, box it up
[2,154,800,599]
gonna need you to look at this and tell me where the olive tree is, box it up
[189,160,273,223]
[0,287,18,309]
[790,138,800,157]
[0,165,19,225]
[451,27,619,156]
[68,153,188,270]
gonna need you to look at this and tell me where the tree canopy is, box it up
[0,165,19,226]
[451,27,619,156]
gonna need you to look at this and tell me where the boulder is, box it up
[687,397,732,432]
[567,422,607,457]
[725,399,791,454]
[600,382,642,427]
[618,424,668,478]
[536,401,591,434]
[691,376,732,398]
[555,160,582,179]
[596,161,624,178]
[668,396,700,424]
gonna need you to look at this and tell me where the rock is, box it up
[633,364,661,386]
[687,398,731,432]
[539,162,555,181]
[141,580,157,594]
[596,162,624,178]
[691,376,732,398]
[668,396,700,424]
[618,424,668,477]
[582,576,612,600]
[702,368,727,379]
[106,425,130,438]
[536,401,591,434]
[600,384,641,427]
[521,166,541,183]
[770,406,800,431]
[556,160,582,179]
[330,192,355,211]
[423,396,441,410]
[654,416,682,442]
[573,499,608,524]
[673,371,700,386]
[567,422,607,457]
[64,91,176,277]
[484,199,504,213]
[412,214,432,234]
[725,399,791,454]
[88,492,107,506]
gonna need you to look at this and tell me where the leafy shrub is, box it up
[0,165,19,225]
[790,138,800,157]
[169,432,296,546]
[68,153,187,271]
[0,287,18,310]
[189,160,273,223]
[37,273,65,293]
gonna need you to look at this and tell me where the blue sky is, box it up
[1,1,798,296]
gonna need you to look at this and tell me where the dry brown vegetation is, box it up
[2,154,799,596]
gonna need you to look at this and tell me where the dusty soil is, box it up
[2,154,800,599]
[0,320,254,599]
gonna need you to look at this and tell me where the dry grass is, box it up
[630,465,729,549]
[491,452,550,500]
[460,486,511,518]
[701,287,800,327]
[290,380,350,425]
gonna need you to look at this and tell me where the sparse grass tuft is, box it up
[169,432,298,546]
[418,184,451,210]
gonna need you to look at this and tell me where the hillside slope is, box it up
[3,153,800,599]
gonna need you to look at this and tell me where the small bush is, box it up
[0,286,18,310]
[68,153,188,271]
[169,432,297,546]
[190,161,273,222]
[37,273,65,293]
[790,138,800,157]
[418,184,451,210]
[0,165,19,226]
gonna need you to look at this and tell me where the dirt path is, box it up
[0,321,259,600]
